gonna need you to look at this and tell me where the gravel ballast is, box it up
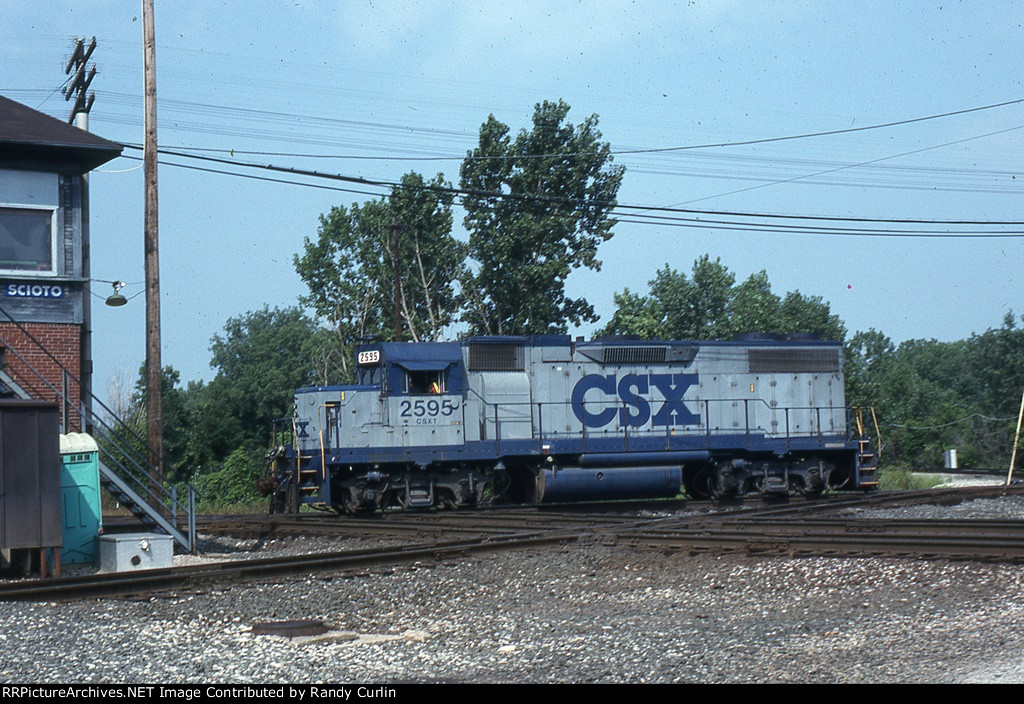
[3,498,1024,684]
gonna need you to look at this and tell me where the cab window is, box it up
[356,365,382,386]
[405,370,446,394]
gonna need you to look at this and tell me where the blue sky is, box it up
[2,1,1023,402]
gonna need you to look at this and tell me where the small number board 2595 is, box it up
[357,350,380,365]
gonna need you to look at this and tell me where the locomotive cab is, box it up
[271,341,483,513]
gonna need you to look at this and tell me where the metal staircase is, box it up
[0,323,196,553]
[853,407,881,489]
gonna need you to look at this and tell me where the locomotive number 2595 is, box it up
[399,399,459,417]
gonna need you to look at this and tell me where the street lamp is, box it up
[104,281,127,307]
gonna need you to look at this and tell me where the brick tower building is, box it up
[0,95,122,431]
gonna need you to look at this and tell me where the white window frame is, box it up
[0,203,59,277]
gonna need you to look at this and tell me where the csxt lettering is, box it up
[571,373,700,428]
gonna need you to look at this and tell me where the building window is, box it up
[0,206,56,274]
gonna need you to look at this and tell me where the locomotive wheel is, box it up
[791,459,828,497]
[709,462,740,499]
[683,466,713,500]
[799,472,825,497]
[437,489,459,510]
[331,487,366,515]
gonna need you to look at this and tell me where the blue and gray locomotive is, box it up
[264,334,877,513]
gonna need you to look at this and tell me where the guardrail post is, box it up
[188,485,196,554]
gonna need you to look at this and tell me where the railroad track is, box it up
[195,507,649,541]
[8,484,1022,602]
[612,516,1024,562]
[103,485,1022,539]
[0,529,589,602]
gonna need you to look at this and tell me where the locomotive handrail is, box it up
[455,394,846,446]
[295,387,850,461]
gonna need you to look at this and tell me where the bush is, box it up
[187,446,267,513]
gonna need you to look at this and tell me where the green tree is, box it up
[727,270,782,335]
[598,255,845,342]
[295,171,465,368]
[459,100,625,335]
[775,291,847,341]
[189,446,266,510]
[850,314,1024,469]
[963,312,1024,416]
[597,288,664,339]
[205,306,321,454]
[106,365,203,483]
[844,328,896,409]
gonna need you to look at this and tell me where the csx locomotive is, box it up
[264,334,877,513]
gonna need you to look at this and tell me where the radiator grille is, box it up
[604,347,668,365]
[748,348,841,373]
[468,344,524,371]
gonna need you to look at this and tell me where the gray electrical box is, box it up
[944,449,958,470]
[98,532,173,572]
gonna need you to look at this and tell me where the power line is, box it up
[669,124,1024,206]
[119,143,1024,228]
[888,413,1017,429]
[618,97,1024,155]
[111,95,1024,162]
[117,153,390,198]
[115,140,1024,198]
[117,150,1024,238]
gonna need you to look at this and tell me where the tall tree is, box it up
[460,100,625,335]
[295,171,465,368]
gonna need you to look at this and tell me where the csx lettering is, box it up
[571,373,700,428]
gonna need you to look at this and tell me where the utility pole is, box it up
[63,37,96,125]
[143,0,163,497]
[64,37,97,431]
